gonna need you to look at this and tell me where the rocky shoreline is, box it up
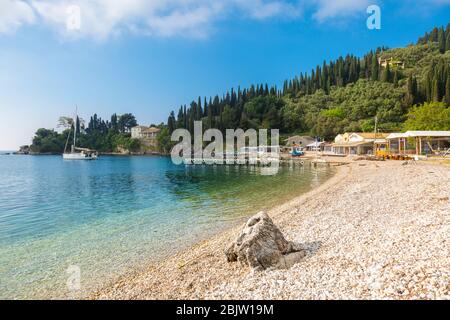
[93,160,450,300]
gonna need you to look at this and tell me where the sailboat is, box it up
[63,108,98,160]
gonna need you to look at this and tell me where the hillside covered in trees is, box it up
[29,24,450,154]
[165,24,450,143]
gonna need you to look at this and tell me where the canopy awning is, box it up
[332,141,373,147]
[405,131,450,138]
[306,141,325,147]
[387,131,450,139]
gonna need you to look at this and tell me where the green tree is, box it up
[425,73,433,102]
[446,29,450,51]
[30,128,66,154]
[438,27,446,53]
[371,55,379,81]
[207,102,213,129]
[445,76,450,106]
[262,107,281,129]
[244,95,285,129]
[221,105,235,129]
[313,109,346,140]
[393,70,399,87]
[31,114,146,154]
[404,102,450,130]
[156,127,172,154]
[110,113,119,132]
[406,75,418,106]
[113,135,141,152]
[381,63,391,82]
[118,113,137,133]
[57,116,74,129]
[432,77,441,102]
[176,107,184,129]
[168,111,176,134]
[431,27,439,42]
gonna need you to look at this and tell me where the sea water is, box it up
[0,155,334,299]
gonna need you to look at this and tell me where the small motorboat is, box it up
[291,147,304,157]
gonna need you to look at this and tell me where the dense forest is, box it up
[30,24,450,154]
[165,24,450,144]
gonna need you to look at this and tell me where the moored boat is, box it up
[63,107,98,160]
[63,147,98,160]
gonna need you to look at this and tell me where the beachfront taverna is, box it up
[385,131,450,157]
[332,132,389,155]
[330,131,450,157]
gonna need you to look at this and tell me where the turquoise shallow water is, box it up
[0,155,334,299]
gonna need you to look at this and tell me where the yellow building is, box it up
[332,132,389,155]
[378,57,405,69]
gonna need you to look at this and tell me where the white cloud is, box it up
[0,0,306,39]
[312,0,371,22]
[4,0,445,39]
[144,5,222,38]
[0,0,35,33]
[235,0,302,20]
[23,0,306,39]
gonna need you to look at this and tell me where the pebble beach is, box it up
[94,160,450,300]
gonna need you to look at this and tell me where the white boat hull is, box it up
[63,153,98,160]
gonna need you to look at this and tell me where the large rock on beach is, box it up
[225,212,305,271]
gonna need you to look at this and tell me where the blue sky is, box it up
[0,0,449,150]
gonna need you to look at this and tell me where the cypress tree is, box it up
[188,108,194,134]
[264,84,269,96]
[315,66,321,89]
[76,116,81,135]
[203,97,208,118]
[446,24,450,51]
[431,27,438,42]
[197,97,202,120]
[176,107,184,129]
[444,76,450,106]
[382,63,391,82]
[207,102,213,129]
[111,113,118,131]
[321,61,328,90]
[283,80,288,94]
[412,77,418,97]
[371,55,379,81]
[446,31,450,52]
[168,111,175,134]
[438,27,446,53]
[418,32,429,44]
[432,77,440,102]
[326,78,331,94]
[425,73,432,102]
[393,70,399,87]
[406,75,415,106]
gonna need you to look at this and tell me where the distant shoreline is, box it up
[7,151,169,156]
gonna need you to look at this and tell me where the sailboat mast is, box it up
[73,106,78,151]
